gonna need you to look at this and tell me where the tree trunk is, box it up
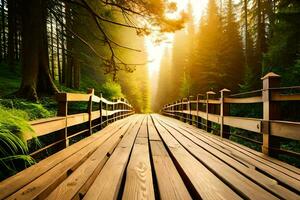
[73,58,80,89]
[244,0,248,67]
[56,17,62,83]
[1,0,7,60]
[50,14,55,79]
[8,0,16,71]
[17,0,58,101]
[65,2,74,88]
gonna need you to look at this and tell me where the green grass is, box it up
[0,105,38,181]
[0,99,55,120]
[0,62,127,180]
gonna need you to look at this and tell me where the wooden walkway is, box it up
[0,114,300,200]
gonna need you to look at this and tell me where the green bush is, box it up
[0,106,36,180]
[100,80,124,100]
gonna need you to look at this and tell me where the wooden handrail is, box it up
[27,89,134,158]
[161,72,300,159]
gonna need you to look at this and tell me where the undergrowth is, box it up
[0,106,38,181]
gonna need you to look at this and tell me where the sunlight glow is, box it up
[146,0,207,77]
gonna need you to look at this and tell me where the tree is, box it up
[194,0,223,92]
[15,0,185,100]
[264,0,300,85]
[8,0,17,71]
[221,0,244,90]
[17,0,58,100]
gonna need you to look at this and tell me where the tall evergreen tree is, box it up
[222,0,245,91]
[264,0,300,85]
[194,0,223,92]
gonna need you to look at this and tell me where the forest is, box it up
[153,0,300,111]
[0,0,299,182]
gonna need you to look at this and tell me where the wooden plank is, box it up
[223,116,262,133]
[0,116,133,200]
[151,116,241,200]
[155,116,279,200]
[148,116,161,141]
[122,137,155,200]
[5,117,134,200]
[137,115,148,138]
[173,115,300,175]
[67,113,89,127]
[66,93,91,102]
[28,117,66,139]
[83,115,144,200]
[182,110,220,124]
[208,99,221,104]
[46,117,139,200]
[160,116,300,191]
[150,140,192,200]
[224,96,262,104]
[270,120,300,140]
[91,110,100,120]
[157,115,299,199]
[272,93,300,101]
[91,94,101,103]
[29,110,131,140]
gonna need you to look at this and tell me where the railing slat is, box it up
[224,96,262,104]
[27,89,134,157]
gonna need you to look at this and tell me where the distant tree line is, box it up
[153,0,300,111]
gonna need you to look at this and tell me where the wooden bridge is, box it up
[0,72,300,199]
[0,114,299,199]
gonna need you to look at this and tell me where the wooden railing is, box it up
[161,72,300,159]
[26,89,134,158]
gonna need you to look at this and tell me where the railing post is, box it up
[196,94,203,129]
[87,88,94,135]
[180,98,184,122]
[57,93,68,148]
[220,89,231,138]
[106,102,109,126]
[188,96,193,125]
[99,93,103,129]
[112,99,115,122]
[183,98,187,122]
[206,91,216,133]
[262,72,281,156]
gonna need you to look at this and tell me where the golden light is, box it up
[146,0,207,78]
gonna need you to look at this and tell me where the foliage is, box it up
[263,0,300,85]
[99,80,124,100]
[180,72,192,98]
[0,99,54,120]
[0,63,21,97]
[0,106,36,180]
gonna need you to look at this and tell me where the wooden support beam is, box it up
[220,89,231,138]
[57,94,68,148]
[262,72,281,156]
[87,89,94,136]
[99,93,103,129]
[188,96,194,125]
[206,91,216,133]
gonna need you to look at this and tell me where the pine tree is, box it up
[194,0,223,92]
[222,0,245,91]
[264,0,300,85]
